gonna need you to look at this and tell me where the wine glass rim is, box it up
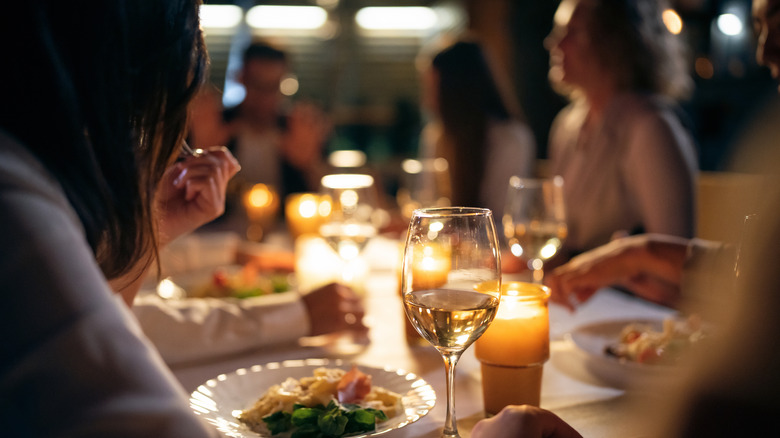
[413,206,492,217]
[508,175,564,188]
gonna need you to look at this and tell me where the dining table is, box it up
[163,228,678,438]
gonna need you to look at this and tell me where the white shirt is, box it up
[550,93,698,253]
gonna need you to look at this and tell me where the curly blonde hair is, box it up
[569,0,693,100]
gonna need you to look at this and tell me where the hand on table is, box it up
[545,234,689,311]
[302,283,367,336]
[155,146,241,245]
[471,405,582,438]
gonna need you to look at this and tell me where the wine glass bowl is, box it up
[402,207,501,437]
[503,176,567,283]
[318,173,379,261]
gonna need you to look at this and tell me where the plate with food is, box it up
[189,358,436,437]
[155,263,295,300]
[568,316,709,388]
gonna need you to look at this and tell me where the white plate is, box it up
[568,319,675,388]
[190,358,436,437]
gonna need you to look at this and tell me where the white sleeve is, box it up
[132,291,310,366]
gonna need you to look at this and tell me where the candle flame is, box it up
[248,184,274,207]
[298,195,319,218]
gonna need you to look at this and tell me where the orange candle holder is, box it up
[474,281,550,415]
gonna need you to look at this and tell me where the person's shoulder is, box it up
[0,130,59,191]
[489,118,535,147]
[0,129,82,219]
[611,93,682,121]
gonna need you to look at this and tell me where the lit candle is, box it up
[242,184,279,241]
[285,193,331,240]
[400,243,451,345]
[474,282,550,414]
[410,244,450,289]
[243,183,279,221]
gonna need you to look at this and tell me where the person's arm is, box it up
[471,405,583,438]
[133,282,367,365]
[111,146,240,305]
[546,234,691,310]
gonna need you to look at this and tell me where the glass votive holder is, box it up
[474,281,550,415]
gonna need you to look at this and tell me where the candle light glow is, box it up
[285,193,330,239]
[474,282,551,413]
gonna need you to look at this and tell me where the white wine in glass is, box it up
[503,176,567,283]
[402,207,502,437]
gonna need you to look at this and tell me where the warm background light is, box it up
[717,13,743,36]
[246,5,328,30]
[662,9,683,35]
[355,7,437,31]
[199,4,243,29]
[280,75,299,96]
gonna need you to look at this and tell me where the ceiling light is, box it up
[355,7,437,31]
[246,5,328,30]
[199,4,243,29]
[717,13,743,36]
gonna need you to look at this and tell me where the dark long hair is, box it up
[0,0,207,279]
[432,40,515,208]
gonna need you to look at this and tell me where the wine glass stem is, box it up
[441,351,462,438]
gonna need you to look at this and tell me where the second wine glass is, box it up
[503,176,567,283]
[318,173,379,262]
[402,207,501,438]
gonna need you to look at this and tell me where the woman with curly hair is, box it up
[545,0,698,260]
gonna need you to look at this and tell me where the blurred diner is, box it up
[472,0,780,436]
[223,41,332,213]
[417,38,536,223]
[545,0,698,263]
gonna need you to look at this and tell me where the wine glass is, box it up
[318,173,380,262]
[503,176,567,283]
[396,158,452,219]
[402,207,502,438]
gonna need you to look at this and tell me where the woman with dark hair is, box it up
[0,1,235,435]
[419,39,536,220]
[545,0,698,259]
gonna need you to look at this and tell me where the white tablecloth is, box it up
[169,237,677,437]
